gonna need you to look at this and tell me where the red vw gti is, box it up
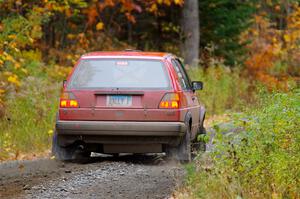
[52,51,206,162]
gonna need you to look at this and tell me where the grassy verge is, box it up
[188,64,256,116]
[0,77,60,161]
[177,89,300,198]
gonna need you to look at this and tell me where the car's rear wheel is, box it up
[178,126,192,162]
[52,131,91,162]
[52,131,74,161]
[167,124,191,163]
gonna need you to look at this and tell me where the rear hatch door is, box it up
[62,58,177,121]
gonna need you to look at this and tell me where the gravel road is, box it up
[0,124,221,199]
[0,154,185,199]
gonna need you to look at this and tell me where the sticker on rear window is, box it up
[115,61,129,66]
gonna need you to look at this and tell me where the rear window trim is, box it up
[67,58,172,91]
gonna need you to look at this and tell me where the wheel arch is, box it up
[184,111,192,130]
[199,106,206,127]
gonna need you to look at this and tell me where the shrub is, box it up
[188,64,253,115]
[0,77,60,160]
[182,89,300,198]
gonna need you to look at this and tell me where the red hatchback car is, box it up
[52,51,206,162]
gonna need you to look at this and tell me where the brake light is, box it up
[60,92,79,108]
[159,93,180,109]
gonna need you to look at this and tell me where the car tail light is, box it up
[159,93,180,109]
[60,92,79,108]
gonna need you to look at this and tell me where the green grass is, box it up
[0,77,60,160]
[181,89,300,198]
[188,64,255,116]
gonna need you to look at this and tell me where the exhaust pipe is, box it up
[77,144,84,151]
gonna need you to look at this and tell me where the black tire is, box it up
[72,150,91,163]
[178,126,192,162]
[167,124,192,163]
[52,131,74,161]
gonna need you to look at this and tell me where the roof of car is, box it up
[81,51,171,60]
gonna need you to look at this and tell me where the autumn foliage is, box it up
[242,3,300,90]
[0,0,299,160]
[0,0,185,107]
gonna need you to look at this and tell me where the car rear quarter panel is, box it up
[165,57,202,138]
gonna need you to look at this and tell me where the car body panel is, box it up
[59,108,180,121]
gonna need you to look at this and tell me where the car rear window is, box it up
[68,59,170,90]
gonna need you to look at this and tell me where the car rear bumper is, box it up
[55,121,186,149]
[56,120,186,136]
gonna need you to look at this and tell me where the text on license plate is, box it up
[107,95,132,107]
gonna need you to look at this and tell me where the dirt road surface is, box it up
[0,154,185,199]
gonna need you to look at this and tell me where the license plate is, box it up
[107,95,132,107]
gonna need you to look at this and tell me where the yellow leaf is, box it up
[67,34,75,40]
[284,34,291,42]
[174,0,182,5]
[21,68,28,74]
[8,75,16,82]
[14,47,20,52]
[48,130,54,136]
[28,37,34,43]
[164,0,171,6]
[7,75,20,86]
[96,22,104,30]
[8,34,16,40]
[5,54,14,61]
[149,4,158,12]
[0,89,5,94]
[66,54,73,60]
[15,62,21,69]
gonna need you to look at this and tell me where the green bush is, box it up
[188,64,253,115]
[183,90,300,198]
[0,77,60,160]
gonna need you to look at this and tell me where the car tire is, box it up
[72,150,91,163]
[178,126,192,162]
[167,124,191,163]
[52,131,74,161]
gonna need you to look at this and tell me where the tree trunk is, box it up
[181,0,200,67]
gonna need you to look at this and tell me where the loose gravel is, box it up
[0,154,185,199]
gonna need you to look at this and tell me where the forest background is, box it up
[0,1,299,197]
